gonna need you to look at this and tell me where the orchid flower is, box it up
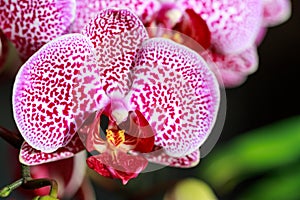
[71,0,291,87]
[13,8,220,184]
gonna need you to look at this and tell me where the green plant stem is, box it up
[1,165,59,198]
[0,178,23,197]
[21,164,31,178]
[21,164,58,198]
[0,126,23,149]
[23,179,58,197]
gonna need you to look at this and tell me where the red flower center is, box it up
[80,104,155,184]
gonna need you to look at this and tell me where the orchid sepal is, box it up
[19,134,85,166]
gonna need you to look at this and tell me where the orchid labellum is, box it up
[13,8,220,184]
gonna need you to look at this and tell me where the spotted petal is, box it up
[81,8,149,96]
[12,34,100,153]
[19,134,85,165]
[262,0,291,26]
[177,0,262,54]
[0,0,76,61]
[72,0,161,33]
[126,38,220,157]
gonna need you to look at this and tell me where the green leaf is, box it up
[238,163,300,200]
[199,116,300,193]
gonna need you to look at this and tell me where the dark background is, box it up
[1,0,299,199]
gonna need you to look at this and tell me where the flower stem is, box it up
[21,164,58,198]
[23,178,58,197]
[0,178,23,197]
[0,126,23,149]
[0,165,59,198]
[21,163,31,178]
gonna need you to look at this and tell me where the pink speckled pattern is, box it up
[19,134,85,165]
[71,0,161,33]
[13,34,94,153]
[90,0,262,54]
[93,0,263,88]
[177,0,262,54]
[82,8,149,96]
[127,38,220,157]
[262,0,291,26]
[0,0,76,61]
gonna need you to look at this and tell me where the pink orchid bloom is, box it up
[12,8,220,184]
[71,0,291,87]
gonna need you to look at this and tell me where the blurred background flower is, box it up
[0,0,299,199]
[163,178,217,200]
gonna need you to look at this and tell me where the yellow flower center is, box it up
[106,129,125,147]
